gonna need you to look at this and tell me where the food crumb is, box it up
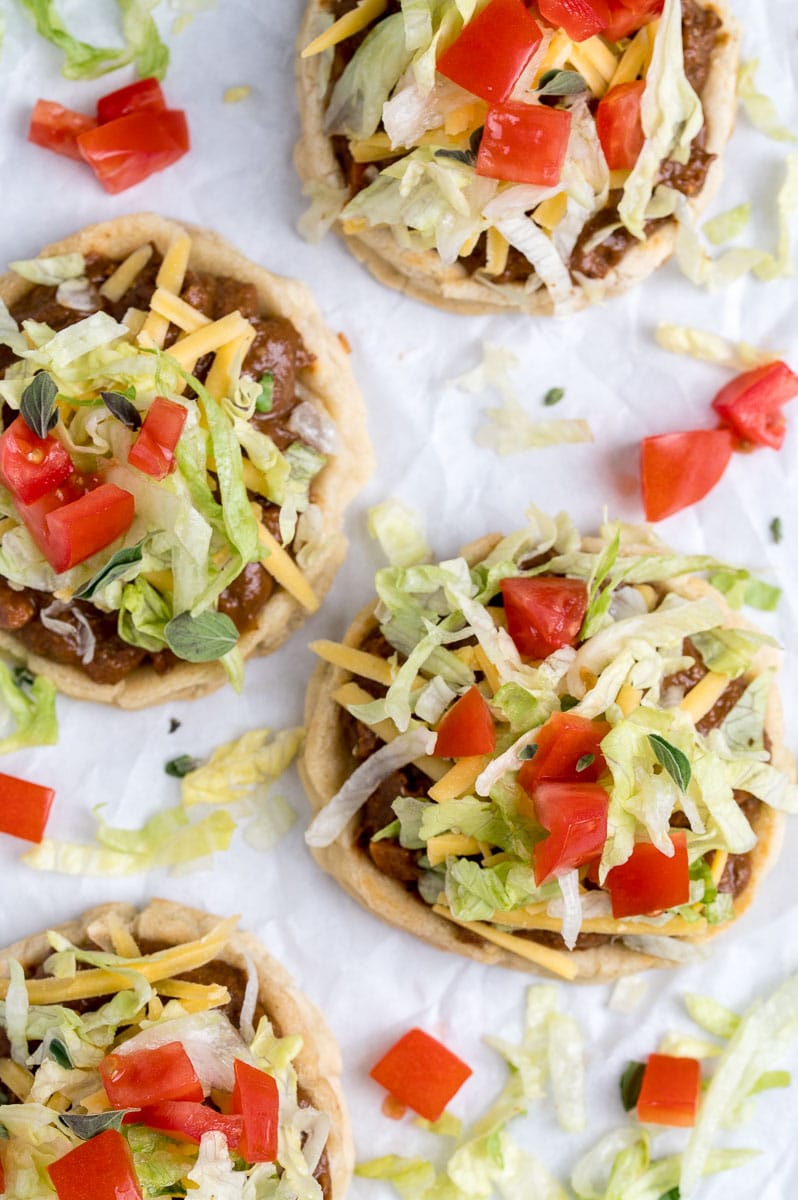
[224,86,252,104]
[338,332,352,354]
[168,718,181,734]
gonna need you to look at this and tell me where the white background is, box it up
[1,1,798,1195]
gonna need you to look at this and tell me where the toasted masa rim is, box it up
[0,897,354,1198]
[0,213,374,708]
[294,0,740,315]
[299,534,792,982]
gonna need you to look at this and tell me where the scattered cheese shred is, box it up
[494,910,708,937]
[331,682,447,780]
[150,287,212,333]
[680,672,731,722]
[0,1058,34,1100]
[157,978,231,1011]
[428,755,488,803]
[432,905,579,980]
[302,0,387,57]
[608,24,651,88]
[138,234,192,350]
[427,833,482,866]
[311,639,399,688]
[99,244,153,303]
[78,1088,112,1114]
[711,849,729,885]
[534,193,568,232]
[256,521,320,612]
[223,86,252,104]
[616,684,643,716]
[167,312,252,371]
[204,328,256,401]
[106,911,141,958]
[484,226,510,276]
[474,644,500,694]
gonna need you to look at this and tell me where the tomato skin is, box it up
[128,396,188,480]
[435,686,496,757]
[637,1053,701,1126]
[124,1102,243,1149]
[0,772,55,843]
[40,483,135,573]
[538,0,610,41]
[604,831,689,917]
[476,102,572,186]
[100,1042,203,1108]
[517,712,610,788]
[519,780,609,884]
[602,0,663,40]
[500,576,588,659]
[97,77,166,124]
[28,99,97,161]
[47,1129,142,1200]
[231,1059,279,1162]
[437,0,542,103]
[640,429,734,522]
[370,1029,472,1122]
[711,361,798,450]
[0,417,73,505]
[77,109,189,194]
[596,81,645,170]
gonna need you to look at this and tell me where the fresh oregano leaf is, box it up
[102,390,142,430]
[560,695,579,711]
[48,1038,73,1069]
[20,372,58,438]
[538,69,588,96]
[164,611,239,663]
[74,543,145,600]
[648,733,692,791]
[620,1060,646,1111]
[165,754,203,778]
[543,386,565,406]
[13,666,36,690]
[519,743,538,760]
[770,516,783,544]
[59,1110,133,1140]
[435,125,484,168]
[657,1190,680,1200]
[576,753,595,773]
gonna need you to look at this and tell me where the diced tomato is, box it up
[596,81,645,170]
[77,110,189,195]
[517,712,610,788]
[47,1129,142,1200]
[101,1042,203,1109]
[0,772,55,844]
[711,361,798,451]
[28,99,97,162]
[476,102,572,186]
[28,483,135,574]
[125,1102,243,1149]
[538,0,610,41]
[128,396,188,480]
[637,1053,701,1126]
[640,429,734,522]
[519,780,609,883]
[602,0,663,41]
[437,0,542,104]
[97,77,166,124]
[604,831,689,917]
[500,576,587,659]
[370,1028,472,1122]
[17,476,87,561]
[435,686,496,757]
[0,417,73,506]
[231,1059,279,1163]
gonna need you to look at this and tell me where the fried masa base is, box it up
[299,535,792,982]
[294,1,739,315]
[0,897,354,1198]
[0,213,374,708]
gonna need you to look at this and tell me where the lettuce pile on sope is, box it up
[306,509,797,978]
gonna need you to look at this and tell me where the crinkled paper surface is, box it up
[0,1,797,1195]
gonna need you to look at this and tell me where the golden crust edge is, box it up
[0,213,374,708]
[298,533,792,982]
[293,0,740,315]
[0,897,354,1198]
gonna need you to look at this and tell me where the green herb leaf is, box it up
[770,516,783,544]
[164,611,239,663]
[48,1038,73,1069]
[576,753,595,773]
[102,390,142,430]
[710,568,781,612]
[658,1189,680,1200]
[560,695,579,711]
[165,754,202,779]
[543,386,565,406]
[59,1110,134,1140]
[538,69,587,96]
[648,733,692,791]
[13,666,35,690]
[519,743,538,760]
[168,718,181,733]
[74,543,145,600]
[620,1060,646,1111]
[255,373,275,413]
[20,372,58,438]
[435,125,483,168]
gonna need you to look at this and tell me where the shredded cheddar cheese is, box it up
[432,905,579,980]
[256,520,320,613]
[138,234,191,350]
[427,834,482,866]
[428,755,489,803]
[680,672,731,723]
[302,0,388,57]
[99,244,153,303]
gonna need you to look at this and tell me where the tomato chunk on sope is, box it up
[602,0,663,41]
[637,1053,701,1127]
[100,1042,203,1108]
[476,103,572,187]
[370,1028,472,1122]
[232,1059,280,1162]
[437,0,542,104]
[596,81,645,170]
[47,1129,142,1200]
[538,0,610,41]
[500,576,587,659]
[517,712,610,787]
[604,831,690,918]
[128,396,188,480]
[520,780,609,884]
[434,685,496,757]
[0,416,73,505]
[123,1102,243,1149]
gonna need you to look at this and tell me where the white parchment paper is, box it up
[0,1,797,1195]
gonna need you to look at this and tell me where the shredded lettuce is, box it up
[325,12,414,138]
[709,568,781,611]
[9,255,86,286]
[368,499,432,567]
[738,60,798,143]
[0,663,58,754]
[654,322,777,370]
[703,203,752,246]
[475,398,593,455]
[180,727,304,807]
[19,0,169,80]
